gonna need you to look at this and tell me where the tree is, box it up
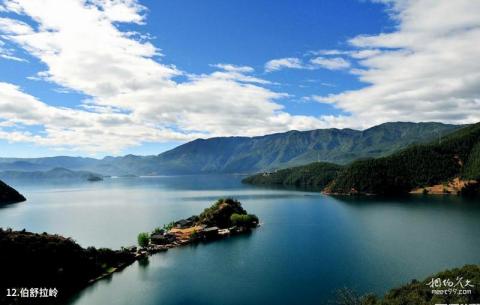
[230,213,259,228]
[137,232,150,248]
[162,221,175,231]
[151,227,164,235]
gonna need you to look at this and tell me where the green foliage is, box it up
[230,213,259,228]
[162,222,175,231]
[463,142,480,180]
[334,288,364,305]
[148,122,462,174]
[359,265,480,305]
[242,162,342,188]
[137,232,150,248]
[0,228,135,304]
[328,123,480,195]
[151,227,164,236]
[198,198,248,228]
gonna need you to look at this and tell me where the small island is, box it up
[136,198,259,254]
[87,174,103,182]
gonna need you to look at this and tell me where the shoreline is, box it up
[87,198,260,287]
[86,224,260,287]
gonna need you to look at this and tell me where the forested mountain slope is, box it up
[327,123,480,195]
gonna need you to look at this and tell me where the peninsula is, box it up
[136,198,259,254]
[0,180,26,205]
[0,198,258,304]
[0,228,136,305]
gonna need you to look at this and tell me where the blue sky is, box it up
[0,0,479,157]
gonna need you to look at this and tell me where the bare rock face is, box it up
[0,180,26,205]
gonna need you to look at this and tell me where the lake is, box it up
[1,175,480,305]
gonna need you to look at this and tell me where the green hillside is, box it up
[152,122,460,174]
[328,123,480,195]
[0,228,135,305]
[242,162,342,188]
[342,264,480,305]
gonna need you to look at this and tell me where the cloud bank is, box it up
[0,0,479,154]
[314,0,480,126]
[0,0,330,153]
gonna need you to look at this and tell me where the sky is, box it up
[0,0,479,157]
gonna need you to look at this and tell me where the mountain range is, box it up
[0,122,461,176]
[244,122,480,196]
[0,168,103,181]
[327,122,480,195]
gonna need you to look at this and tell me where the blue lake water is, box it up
[1,175,479,305]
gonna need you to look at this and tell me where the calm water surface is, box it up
[1,175,479,305]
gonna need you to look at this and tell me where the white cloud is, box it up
[0,82,199,153]
[92,0,147,24]
[308,49,349,56]
[211,63,254,73]
[265,55,350,72]
[265,57,304,72]
[0,0,330,153]
[0,17,32,34]
[310,56,350,70]
[314,0,480,127]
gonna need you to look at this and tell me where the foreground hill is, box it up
[0,228,135,305]
[0,122,461,175]
[349,264,480,305]
[242,162,342,189]
[0,180,25,205]
[327,123,480,195]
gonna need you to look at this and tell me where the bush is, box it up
[151,227,164,236]
[198,198,247,228]
[230,213,259,228]
[137,232,150,248]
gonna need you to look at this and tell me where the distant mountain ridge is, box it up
[0,167,103,181]
[0,122,462,176]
